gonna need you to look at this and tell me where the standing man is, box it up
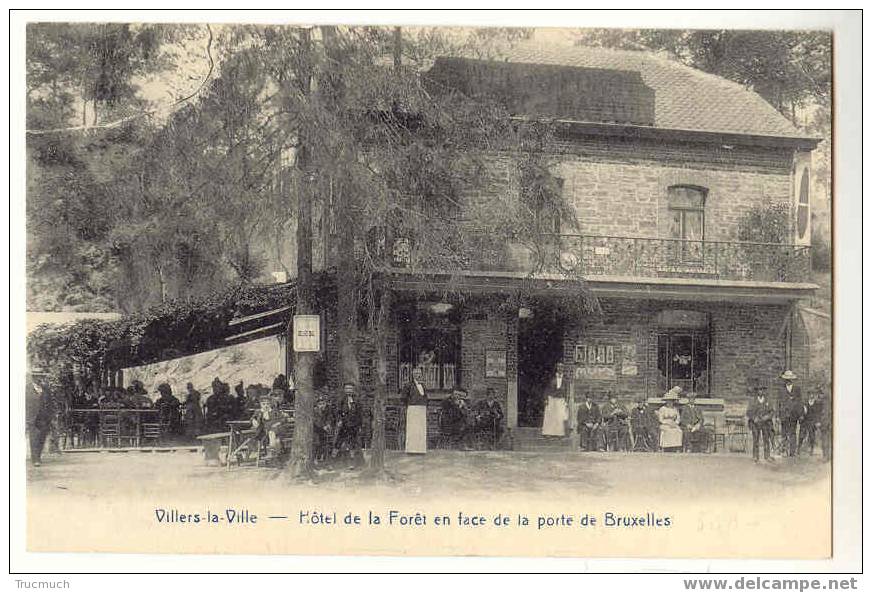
[333,382,364,468]
[401,366,428,453]
[778,370,804,457]
[747,385,775,463]
[630,399,652,452]
[26,374,54,467]
[182,388,204,441]
[679,394,706,453]
[799,385,824,457]
[576,393,602,451]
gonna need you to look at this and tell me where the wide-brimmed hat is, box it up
[780,370,798,380]
[663,386,682,400]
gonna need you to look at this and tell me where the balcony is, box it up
[390,233,812,284]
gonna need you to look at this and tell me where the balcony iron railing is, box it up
[390,233,812,284]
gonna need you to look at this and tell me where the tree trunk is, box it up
[336,217,359,386]
[369,287,391,473]
[287,27,316,480]
[288,159,316,478]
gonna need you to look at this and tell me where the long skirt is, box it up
[405,405,428,453]
[659,424,683,449]
[541,397,567,436]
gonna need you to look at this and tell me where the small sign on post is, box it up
[293,314,321,352]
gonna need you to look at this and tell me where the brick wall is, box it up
[460,136,794,244]
[562,298,808,410]
[321,302,516,441]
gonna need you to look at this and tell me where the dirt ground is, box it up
[24,448,832,558]
[27,447,830,503]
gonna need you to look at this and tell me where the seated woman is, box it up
[657,388,684,452]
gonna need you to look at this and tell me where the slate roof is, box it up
[484,43,810,140]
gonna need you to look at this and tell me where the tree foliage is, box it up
[574,29,831,120]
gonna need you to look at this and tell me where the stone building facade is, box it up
[306,44,820,444]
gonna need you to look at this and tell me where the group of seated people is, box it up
[69,374,296,445]
[576,389,711,453]
[438,387,505,450]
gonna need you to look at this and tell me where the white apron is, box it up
[657,406,683,449]
[405,405,428,453]
[541,396,568,436]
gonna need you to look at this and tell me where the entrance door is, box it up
[656,331,710,395]
[517,311,565,427]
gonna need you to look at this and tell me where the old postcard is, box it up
[11,10,861,570]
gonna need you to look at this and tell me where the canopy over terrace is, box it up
[26,279,321,387]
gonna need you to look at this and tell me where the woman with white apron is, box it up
[402,367,428,453]
[541,362,569,437]
[657,387,684,452]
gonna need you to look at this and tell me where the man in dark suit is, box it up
[600,393,629,451]
[777,370,804,457]
[440,389,469,448]
[799,386,824,457]
[679,394,707,452]
[155,383,182,436]
[576,393,602,451]
[747,385,775,462]
[26,374,54,466]
[473,388,504,449]
[333,382,364,467]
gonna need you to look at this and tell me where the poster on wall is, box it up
[485,349,507,378]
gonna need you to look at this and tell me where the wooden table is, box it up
[225,420,257,468]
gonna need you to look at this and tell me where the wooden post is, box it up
[506,311,519,429]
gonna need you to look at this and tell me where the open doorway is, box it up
[517,307,566,427]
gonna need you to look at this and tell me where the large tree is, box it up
[234,25,598,478]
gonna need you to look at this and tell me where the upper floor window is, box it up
[668,185,707,242]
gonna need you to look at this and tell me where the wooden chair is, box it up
[140,422,163,447]
[724,415,749,453]
[99,414,122,448]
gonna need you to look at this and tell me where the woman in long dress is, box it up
[657,389,684,452]
[402,367,428,453]
[541,363,569,437]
